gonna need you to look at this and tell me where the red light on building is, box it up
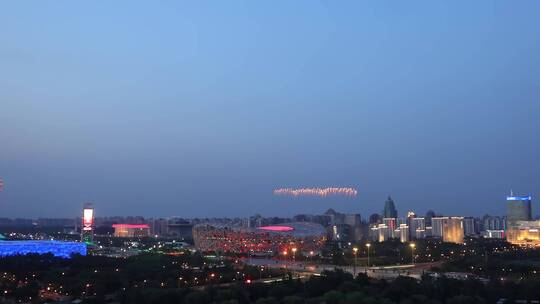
[257,226,294,232]
[83,208,94,226]
[113,224,150,237]
[112,224,150,229]
[81,203,94,243]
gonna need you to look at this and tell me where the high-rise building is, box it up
[382,196,398,219]
[431,217,445,238]
[482,215,505,231]
[411,217,426,239]
[442,217,464,244]
[344,214,363,241]
[505,194,539,245]
[399,224,409,243]
[506,195,532,225]
[463,217,477,236]
[81,203,94,243]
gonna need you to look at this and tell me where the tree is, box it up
[446,295,485,304]
[323,290,345,304]
[283,295,304,304]
[185,290,211,304]
[255,297,279,304]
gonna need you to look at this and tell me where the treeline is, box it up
[113,269,540,304]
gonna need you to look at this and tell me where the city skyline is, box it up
[1,1,540,218]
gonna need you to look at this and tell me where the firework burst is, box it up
[273,187,358,197]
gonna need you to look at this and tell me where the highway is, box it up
[246,258,444,281]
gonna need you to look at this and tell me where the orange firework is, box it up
[273,187,358,197]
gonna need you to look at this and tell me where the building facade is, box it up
[507,195,532,225]
[113,224,150,237]
[442,217,465,244]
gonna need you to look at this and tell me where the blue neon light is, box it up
[506,196,532,201]
[0,241,86,258]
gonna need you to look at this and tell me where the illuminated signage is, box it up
[83,208,94,226]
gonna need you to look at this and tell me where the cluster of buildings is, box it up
[0,192,538,259]
[367,193,539,246]
[368,197,467,244]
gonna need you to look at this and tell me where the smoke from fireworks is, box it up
[273,187,358,197]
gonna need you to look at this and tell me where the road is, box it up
[246,258,444,281]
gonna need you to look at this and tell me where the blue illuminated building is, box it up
[0,241,86,258]
[506,194,532,226]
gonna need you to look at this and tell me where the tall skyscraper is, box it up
[81,203,94,243]
[506,194,532,226]
[382,196,398,218]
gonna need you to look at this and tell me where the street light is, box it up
[291,247,297,270]
[352,247,358,276]
[409,243,416,265]
[366,243,371,271]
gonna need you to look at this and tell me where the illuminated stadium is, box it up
[192,222,327,255]
[0,241,86,258]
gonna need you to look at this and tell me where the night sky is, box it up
[1,1,539,218]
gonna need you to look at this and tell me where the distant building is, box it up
[425,210,436,226]
[506,195,532,226]
[113,224,150,238]
[483,230,505,239]
[463,217,477,236]
[482,215,505,231]
[343,214,363,241]
[331,224,351,241]
[383,196,398,218]
[410,217,425,239]
[506,194,537,245]
[150,218,169,236]
[399,224,409,243]
[442,217,465,244]
[370,223,393,242]
[431,217,445,238]
[506,220,540,245]
[369,213,382,224]
[382,218,397,232]
[166,219,194,238]
[81,203,94,243]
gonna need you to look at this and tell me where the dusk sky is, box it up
[1,1,539,218]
